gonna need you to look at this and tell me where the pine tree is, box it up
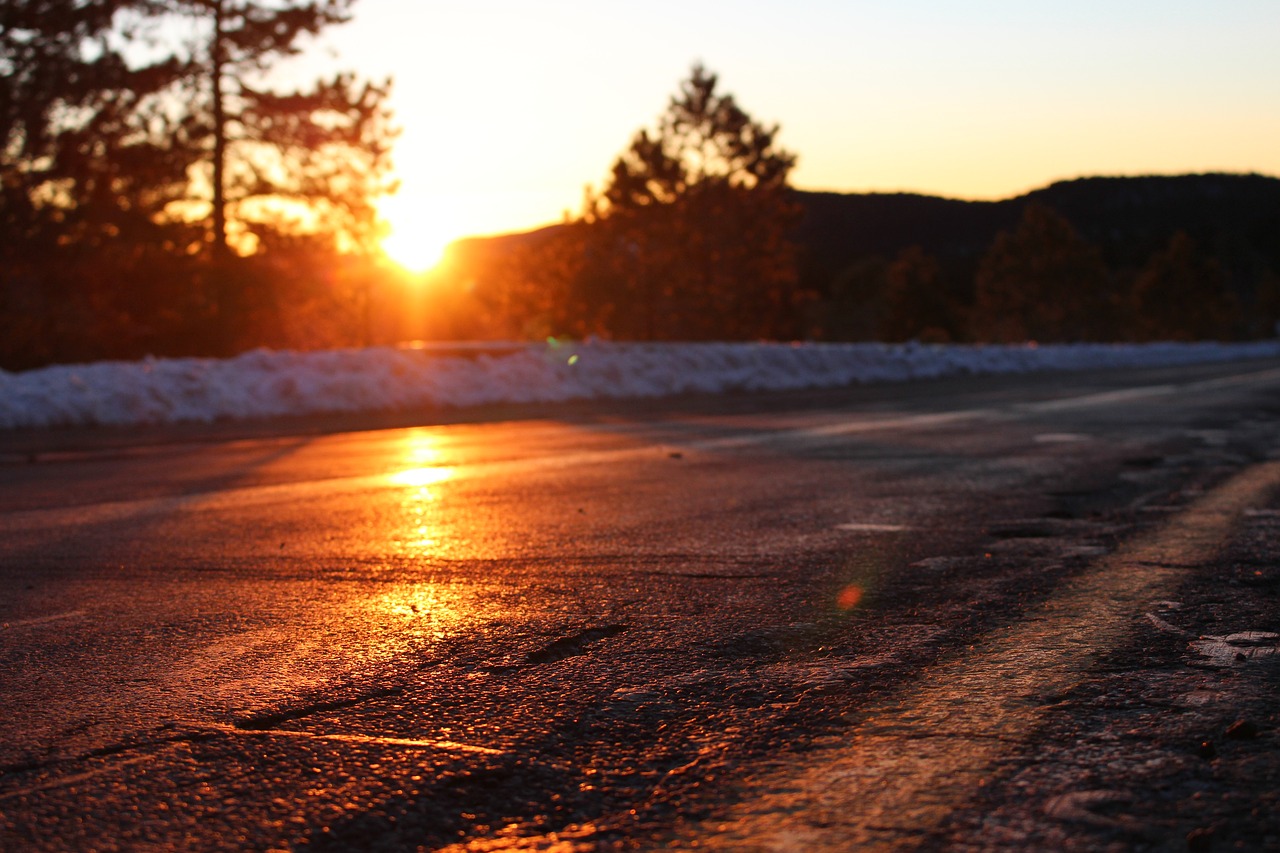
[164,2,392,256]
[1131,231,1238,341]
[155,0,394,348]
[881,246,954,342]
[583,64,803,340]
[1,1,197,367]
[972,203,1112,342]
[2,2,186,247]
[0,1,395,362]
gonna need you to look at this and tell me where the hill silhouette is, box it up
[433,173,1280,343]
[449,172,1278,279]
[794,172,1280,277]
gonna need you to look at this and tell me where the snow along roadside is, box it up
[2,340,1279,430]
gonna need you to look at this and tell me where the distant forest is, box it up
[431,172,1280,348]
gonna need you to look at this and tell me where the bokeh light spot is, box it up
[837,584,863,610]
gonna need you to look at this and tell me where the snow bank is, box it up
[1,340,1278,430]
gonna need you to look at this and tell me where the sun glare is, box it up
[389,431,455,488]
[378,194,463,273]
[381,222,451,274]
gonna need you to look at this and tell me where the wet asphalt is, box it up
[2,359,1278,851]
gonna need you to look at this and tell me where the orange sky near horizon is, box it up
[279,0,1280,271]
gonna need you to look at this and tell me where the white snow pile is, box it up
[2,339,1279,430]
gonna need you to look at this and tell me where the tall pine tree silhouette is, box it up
[972,203,1112,342]
[583,64,803,340]
[170,0,394,349]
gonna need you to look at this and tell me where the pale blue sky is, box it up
[279,0,1280,267]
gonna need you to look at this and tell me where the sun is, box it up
[381,225,450,273]
[376,184,569,273]
[378,194,460,273]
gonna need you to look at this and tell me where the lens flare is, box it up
[837,584,863,610]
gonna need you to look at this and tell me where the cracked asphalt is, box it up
[2,359,1278,851]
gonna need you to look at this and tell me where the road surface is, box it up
[2,360,1279,850]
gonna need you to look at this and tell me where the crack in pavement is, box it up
[0,754,159,802]
[2,610,87,630]
[1,680,488,792]
[687,458,1280,851]
[0,721,505,803]
[233,686,406,731]
[520,625,631,667]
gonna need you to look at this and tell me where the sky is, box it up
[278,0,1280,270]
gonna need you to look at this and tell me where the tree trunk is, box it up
[211,0,228,264]
[210,0,234,352]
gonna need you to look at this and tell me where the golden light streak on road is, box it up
[698,460,1280,850]
[199,723,505,756]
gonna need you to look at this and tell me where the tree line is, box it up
[5,33,1279,373]
[809,200,1278,345]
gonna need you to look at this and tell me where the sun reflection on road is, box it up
[388,429,455,486]
[387,430,457,553]
[373,582,464,639]
[389,466,454,489]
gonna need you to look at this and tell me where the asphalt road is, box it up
[3,360,1279,851]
